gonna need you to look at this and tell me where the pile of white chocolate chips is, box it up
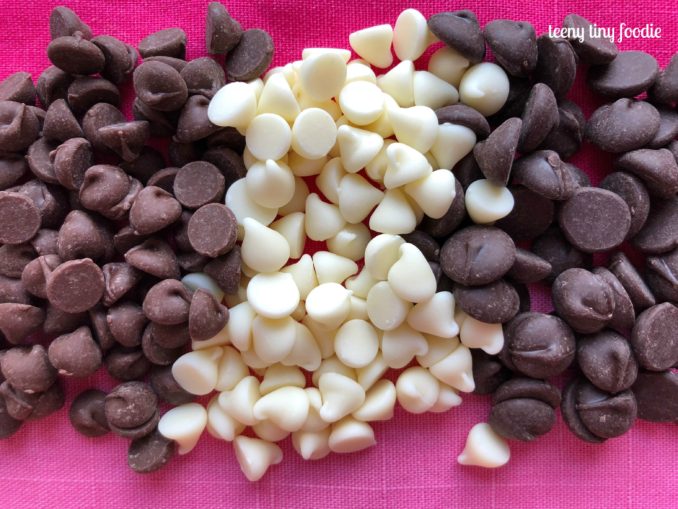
[158,8,513,481]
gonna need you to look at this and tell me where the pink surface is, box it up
[0,1,677,508]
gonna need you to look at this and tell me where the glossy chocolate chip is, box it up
[472,117,520,186]
[552,268,615,334]
[501,312,575,378]
[512,150,578,201]
[632,196,678,254]
[534,36,577,100]
[599,172,650,240]
[48,326,102,377]
[150,365,194,405]
[203,246,241,295]
[104,346,151,381]
[558,188,631,253]
[129,186,182,236]
[226,29,275,82]
[46,258,104,313]
[0,101,40,152]
[506,248,551,284]
[615,148,678,199]
[128,429,176,473]
[427,10,485,63]
[69,389,109,437]
[631,302,678,371]
[562,14,618,65]
[187,203,237,258]
[138,28,186,59]
[142,279,192,326]
[91,35,137,84]
[578,330,638,393]
[483,20,537,77]
[206,2,243,54]
[632,370,678,422]
[133,61,188,112]
[0,345,56,393]
[124,238,180,280]
[435,104,490,138]
[589,51,658,98]
[454,279,519,323]
[519,84,559,153]
[0,72,36,105]
[585,98,660,153]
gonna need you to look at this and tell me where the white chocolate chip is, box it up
[429,344,475,393]
[192,321,229,351]
[301,387,329,432]
[299,51,347,102]
[349,24,394,68]
[282,322,322,372]
[252,420,290,442]
[181,272,224,302]
[413,71,459,109]
[365,138,395,182]
[353,378,396,421]
[429,384,462,413]
[369,188,417,234]
[225,178,278,228]
[416,335,461,368]
[257,72,300,122]
[270,212,306,259]
[291,108,338,160]
[316,158,346,204]
[345,268,378,299]
[278,176,309,216]
[305,282,351,329]
[377,60,414,107]
[346,60,377,83]
[387,243,437,303]
[292,428,331,460]
[338,81,384,126]
[172,347,223,396]
[465,179,515,224]
[301,47,352,62]
[312,251,358,285]
[457,423,510,468]
[326,223,372,261]
[384,142,432,189]
[364,234,404,281]
[218,375,261,426]
[388,105,439,154]
[288,151,327,177]
[366,281,411,331]
[248,78,264,100]
[430,123,476,170]
[312,356,356,385]
[259,364,305,394]
[396,366,440,414]
[221,301,253,351]
[404,169,457,220]
[241,217,290,274]
[328,417,376,453]
[233,436,283,482]
[334,319,380,368]
[363,94,396,139]
[407,291,460,338]
[459,62,510,116]
[338,174,384,223]
[347,295,369,321]
[208,82,257,130]
[428,46,470,88]
[245,159,296,209]
[215,346,249,392]
[247,272,300,319]
[305,194,346,241]
[158,403,207,455]
[253,386,310,432]
[393,8,429,62]
[381,323,428,369]
[252,315,297,364]
[336,125,384,173]
[459,315,505,355]
[246,113,292,161]
[356,353,388,391]
[318,372,366,423]
[240,349,268,370]
[206,396,245,442]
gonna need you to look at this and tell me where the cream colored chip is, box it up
[305,193,346,241]
[458,423,510,468]
[338,81,384,126]
[458,62,510,116]
[312,251,358,285]
[465,179,515,224]
[428,46,470,88]
[356,353,388,391]
[346,60,378,83]
[252,315,297,364]
[257,72,300,122]
[316,158,346,204]
[311,356,356,386]
[366,281,411,331]
[305,282,352,330]
[291,107,338,160]
[430,384,463,413]
[206,396,244,442]
[353,379,396,422]
[347,295,369,321]
[225,178,278,228]
[429,344,475,393]
[393,8,429,62]
[301,387,328,432]
[369,188,417,235]
[278,176,309,216]
[252,420,290,443]
[241,217,290,273]
[302,318,335,360]
[328,417,376,453]
[430,123,476,170]
[407,291,459,338]
[364,234,404,281]
[388,105,439,154]
[218,375,261,426]
[416,335,461,368]
[388,243,437,303]
[318,372,366,423]
[259,364,306,394]
[334,319,380,369]
[299,51,347,101]
[245,159,295,209]
[253,386,310,432]
[282,322,322,372]
[377,60,414,107]
[281,254,317,300]
[302,47,352,62]
[270,212,306,260]
[158,403,208,455]
[396,366,440,414]
[345,268,378,299]
[215,346,249,392]
[413,70,459,109]
[404,169,457,220]
[363,94,396,139]
[349,24,394,68]
[288,151,327,177]
[338,174,384,224]
[459,315,505,355]
[381,323,428,369]
[336,125,384,173]
[172,347,223,396]
[208,82,257,130]
[225,301,256,351]
[233,436,283,482]
[247,272,300,319]
[384,142,432,189]
[245,113,292,161]
[364,138,395,182]
[292,429,331,460]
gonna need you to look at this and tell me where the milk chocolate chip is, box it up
[203,246,241,295]
[138,28,187,59]
[48,326,102,377]
[0,345,56,393]
[69,389,109,437]
[129,186,182,236]
[0,303,45,344]
[128,429,176,473]
[142,279,192,326]
[150,365,194,405]
[105,382,159,439]
[47,34,105,76]
[206,2,243,54]
[105,347,151,381]
[225,29,275,82]
[46,258,104,313]
[124,238,180,280]
[189,289,228,342]
[187,203,238,258]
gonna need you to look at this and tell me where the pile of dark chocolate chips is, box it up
[0,4,272,473]
[421,11,678,444]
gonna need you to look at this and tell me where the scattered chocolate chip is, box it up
[585,98,660,153]
[91,35,138,84]
[105,382,159,439]
[593,267,636,332]
[632,370,678,422]
[141,327,183,366]
[133,61,188,113]
[0,154,28,190]
[599,172,650,240]
[471,349,511,395]
[633,196,678,254]
[97,121,150,162]
[650,52,678,106]
[427,10,485,63]
[82,102,126,152]
[206,2,243,54]
[189,289,228,342]
[21,254,60,299]
[47,34,105,75]
[48,326,102,377]
[150,365,194,405]
[225,29,275,82]
[0,345,56,393]
[472,117,520,186]
[202,145,247,186]
[534,36,577,100]
[608,252,656,312]
[589,51,659,98]
[0,395,22,438]
[138,28,187,59]
[512,150,578,201]
[0,192,41,245]
[128,429,176,473]
[57,210,112,262]
[552,268,615,334]
[538,100,585,160]
[402,231,440,261]
[104,346,151,381]
[0,101,40,152]
[495,187,554,241]
[36,66,73,108]
[120,146,166,184]
[0,243,36,279]
[615,148,678,199]
[49,6,92,40]
[577,330,638,393]
[506,248,552,284]
[69,389,109,437]
[519,83,559,153]
[0,275,31,304]
[454,279,519,323]
[107,302,147,348]
[562,14,618,65]
[0,72,36,105]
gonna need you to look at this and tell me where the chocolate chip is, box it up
[577,330,638,393]
[632,196,678,254]
[586,98,660,153]
[67,77,120,115]
[402,231,440,261]
[648,108,678,149]
[142,279,192,326]
[489,377,560,441]
[138,28,186,59]
[500,312,575,378]
[0,275,31,304]
[226,29,275,82]
[141,326,183,366]
[608,252,656,312]
[150,365,194,405]
[49,6,92,40]
[79,165,141,220]
[649,52,678,106]
[91,35,137,85]
[420,177,466,238]
[82,102,126,152]
[470,349,511,395]
[1,381,43,420]
[128,429,175,473]
[189,289,228,342]
[105,382,159,439]
[120,146,167,184]
[132,97,178,138]
[558,188,631,253]
[172,162,225,211]
[206,127,246,152]
[187,203,237,258]
[124,238,180,280]
[593,267,635,333]
[175,95,220,144]
[202,145,247,186]
[52,137,92,191]
[632,370,678,422]
[21,254,60,299]
[0,303,43,345]
[106,302,147,348]
[47,34,105,75]
[26,137,59,184]
[178,252,209,273]
[519,84,559,153]
[0,101,40,152]
[46,258,104,313]
[0,192,41,245]
[512,150,578,201]
[69,389,109,437]
[538,100,585,160]
[145,322,190,349]
[0,395,22,438]
[454,279,519,323]
[43,304,87,337]
[599,172,650,240]
[645,248,678,304]
[31,229,59,257]
[562,14,618,65]
[506,248,551,284]
[534,36,577,100]
[146,167,179,193]
[36,66,73,108]
[435,104,490,138]
[0,72,36,105]
[0,345,56,393]
[129,186,182,236]
[206,2,243,54]
[589,51,659,98]
[0,154,28,190]
[180,57,226,99]
[101,262,141,307]
[631,302,678,371]
[495,187,554,241]
[472,117,520,186]
[553,268,615,334]
[169,141,201,167]
[133,61,188,113]
[427,10,485,63]
[483,20,537,77]
[98,121,151,162]
[615,148,678,199]
[203,246,241,295]
[24,381,64,420]
[0,243,36,279]
[47,326,102,377]
[562,381,600,443]
[104,346,151,381]
[57,210,112,262]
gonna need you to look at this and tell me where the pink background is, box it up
[1,1,677,507]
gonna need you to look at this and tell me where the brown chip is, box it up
[46,258,104,313]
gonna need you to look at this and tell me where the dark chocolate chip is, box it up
[495,187,554,241]
[454,279,519,323]
[402,231,440,261]
[203,246,241,295]
[26,137,59,184]
[574,380,637,439]
[21,254,60,299]
[534,36,577,100]
[52,137,92,191]
[102,262,141,307]
[427,10,485,63]
[608,252,656,311]
[187,203,237,258]
[452,153,482,190]
[0,72,36,105]
[593,267,635,333]
[67,77,120,115]
[552,268,615,334]
[138,28,187,59]
[180,57,226,99]
[631,302,678,371]
[175,95,220,143]
[577,330,638,393]
[519,83,559,153]
[599,172,650,240]
[82,102,126,152]
[69,389,109,437]
[91,35,138,84]
[648,108,678,149]
[49,6,92,40]
[506,248,551,284]
[632,196,678,254]
[420,177,466,238]
[646,248,678,304]
[615,148,678,199]
[0,153,28,190]
[0,101,40,152]
[649,52,678,106]
[145,322,190,349]
[512,150,578,201]
[36,66,73,108]
[104,346,151,381]
[146,167,179,193]
[538,100,585,160]
[472,117,520,186]
[470,349,511,395]
[206,2,243,54]
[79,165,141,220]
[46,258,104,313]
[97,121,150,162]
[47,34,105,75]
[562,14,618,65]
[589,51,659,98]
[202,145,247,186]
[434,104,490,138]
[133,61,188,112]
[173,161,225,210]
[105,381,159,438]
[120,146,167,184]
[483,20,537,77]
[632,370,678,422]
[189,289,228,342]
[585,98,660,153]
[43,303,87,337]
[561,378,605,443]
[226,29,275,82]
[141,327,183,366]
[132,97,178,138]
[0,395,22,438]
